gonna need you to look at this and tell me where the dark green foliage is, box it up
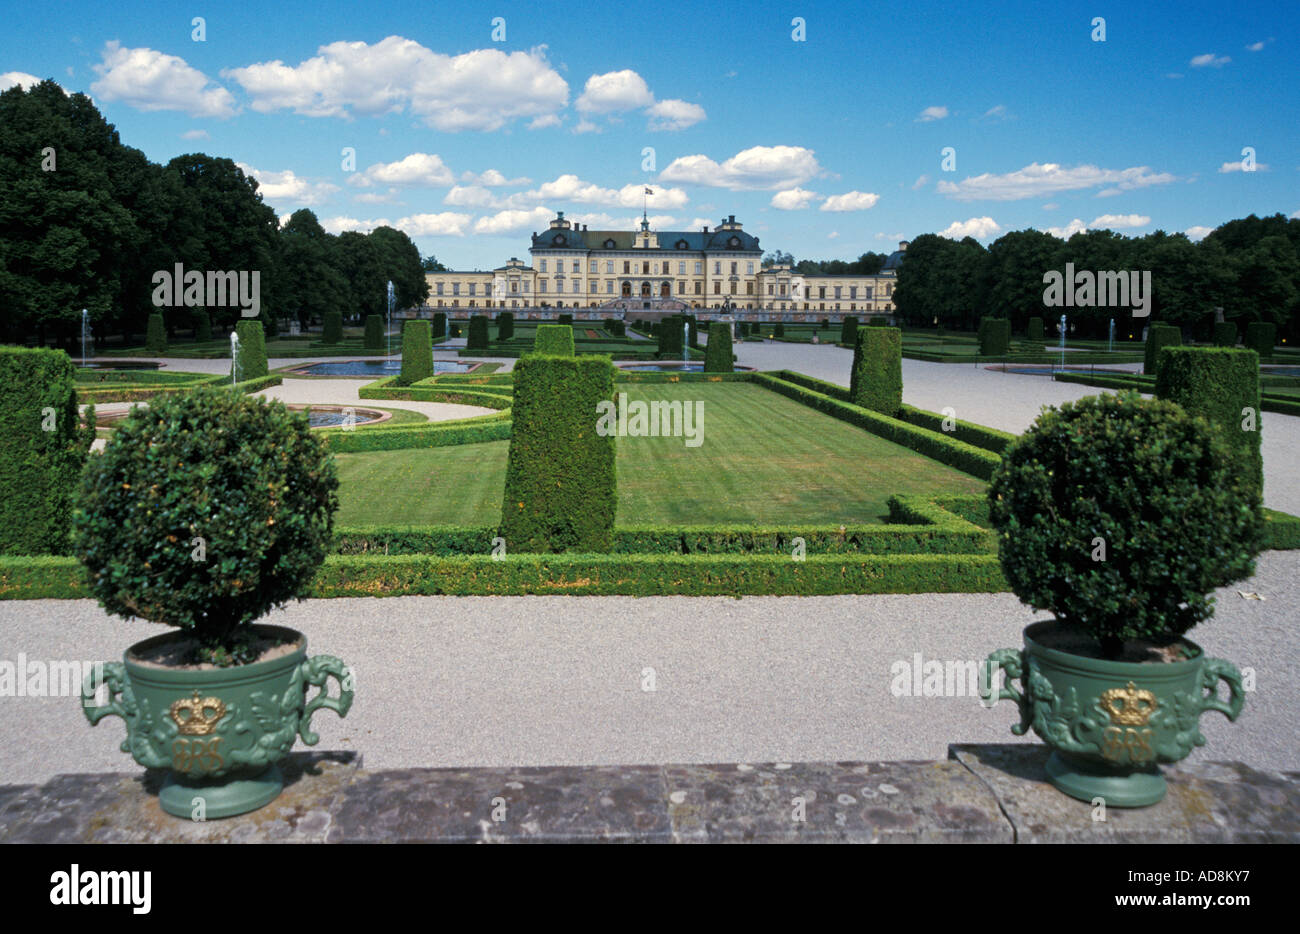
[867,317,888,327]
[73,388,338,661]
[467,315,490,350]
[400,320,433,384]
[321,412,512,453]
[821,319,829,329]
[989,392,1262,653]
[496,312,514,341]
[533,324,575,356]
[849,327,903,415]
[322,310,343,344]
[234,319,268,380]
[704,322,734,373]
[977,318,1011,355]
[364,314,384,350]
[774,323,785,337]
[1026,317,1045,342]
[558,313,573,326]
[1142,323,1181,375]
[840,316,858,346]
[0,348,93,555]
[685,314,699,346]
[145,314,168,353]
[432,312,447,338]
[1245,321,1276,357]
[450,323,461,337]
[1212,321,1237,347]
[499,355,616,552]
[658,316,685,356]
[606,318,625,337]
[1155,347,1263,498]
[193,308,212,342]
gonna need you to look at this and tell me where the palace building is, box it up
[422,212,904,319]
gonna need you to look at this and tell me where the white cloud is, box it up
[1046,218,1089,239]
[1246,38,1272,52]
[821,190,879,212]
[937,162,1176,201]
[916,105,948,122]
[528,114,561,130]
[395,212,471,236]
[1219,160,1270,173]
[1046,214,1150,238]
[350,153,455,188]
[511,175,688,209]
[1190,53,1230,68]
[938,217,1001,239]
[353,189,402,204]
[647,98,706,130]
[981,104,1012,121]
[660,145,822,190]
[473,207,554,235]
[0,71,44,91]
[1166,72,1184,79]
[236,163,339,207]
[912,174,930,190]
[91,41,236,117]
[573,119,600,134]
[320,216,388,234]
[770,188,818,210]
[1184,226,1215,241]
[827,231,839,239]
[180,129,209,140]
[460,168,530,187]
[575,69,654,113]
[689,217,714,228]
[443,185,499,208]
[1043,203,1059,210]
[223,36,567,131]
[1289,210,1300,220]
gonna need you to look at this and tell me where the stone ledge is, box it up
[1,745,1295,843]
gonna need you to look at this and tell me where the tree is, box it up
[762,250,794,268]
[280,209,347,329]
[985,230,1062,332]
[421,254,449,272]
[370,226,430,310]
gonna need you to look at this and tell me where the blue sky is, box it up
[3,0,1296,269]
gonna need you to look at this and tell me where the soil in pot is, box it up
[128,629,303,670]
[1033,621,1193,663]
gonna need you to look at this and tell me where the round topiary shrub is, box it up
[322,310,343,344]
[145,313,168,353]
[988,391,1262,656]
[73,387,339,664]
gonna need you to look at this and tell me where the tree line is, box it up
[763,250,889,276]
[891,219,1300,340]
[0,80,430,349]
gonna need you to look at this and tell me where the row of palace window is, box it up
[427,299,889,311]
[435,279,894,299]
[537,258,758,276]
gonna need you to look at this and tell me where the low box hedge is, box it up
[319,411,512,452]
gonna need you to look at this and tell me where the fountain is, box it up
[1108,317,1115,354]
[386,280,395,360]
[230,331,242,386]
[1058,314,1067,369]
[682,318,689,363]
[80,308,90,367]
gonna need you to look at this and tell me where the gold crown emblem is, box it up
[169,691,227,736]
[1100,682,1158,727]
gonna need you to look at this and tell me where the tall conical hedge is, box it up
[322,310,343,344]
[234,319,268,380]
[364,314,384,350]
[704,321,734,372]
[467,315,490,350]
[850,326,902,415]
[496,312,514,341]
[400,320,433,384]
[145,313,168,353]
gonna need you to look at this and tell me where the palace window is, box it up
[523,282,530,293]
[606,260,614,273]
[623,261,630,274]
[469,283,476,296]
[540,260,547,272]
[572,260,579,272]
[714,282,721,294]
[573,280,580,293]
[436,283,444,296]
[747,262,754,274]
[695,262,702,275]
[818,286,826,299]
[731,262,737,275]
[642,261,649,274]
[540,280,548,293]
[606,280,613,293]
[767,284,773,295]
[834,286,842,299]
[730,282,738,294]
[850,286,857,300]
[590,260,597,273]
[662,261,670,274]
[678,261,686,275]
[714,262,721,274]
[746,282,753,295]
[694,282,702,295]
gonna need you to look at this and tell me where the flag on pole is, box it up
[644,187,654,195]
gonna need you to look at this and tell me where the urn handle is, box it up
[81,661,131,726]
[298,655,354,745]
[1198,658,1245,722]
[981,648,1033,735]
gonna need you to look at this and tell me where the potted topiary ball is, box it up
[74,387,353,819]
[981,392,1261,807]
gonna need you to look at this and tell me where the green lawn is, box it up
[333,382,985,527]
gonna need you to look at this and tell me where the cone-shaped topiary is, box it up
[400,319,433,384]
[322,310,343,344]
[73,387,339,664]
[850,327,902,415]
[499,355,616,553]
[840,316,858,347]
[496,312,514,341]
[977,318,1011,356]
[1143,324,1181,376]
[432,312,447,339]
[704,321,734,372]
[193,308,212,342]
[658,316,685,357]
[467,315,490,350]
[0,347,94,555]
[145,313,168,353]
[988,391,1262,657]
[364,314,384,350]
[534,324,575,356]
[235,319,268,380]
[1027,317,1045,342]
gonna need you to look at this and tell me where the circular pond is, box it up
[289,360,474,377]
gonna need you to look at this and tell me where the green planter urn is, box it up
[81,625,353,819]
[982,621,1245,807]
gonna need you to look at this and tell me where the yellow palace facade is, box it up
[422,212,904,319]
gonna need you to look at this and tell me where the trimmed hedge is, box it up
[234,319,268,379]
[364,314,384,350]
[1213,321,1238,347]
[145,313,168,353]
[432,312,447,339]
[606,318,625,337]
[467,315,490,350]
[1026,317,1044,342]
[320,411,512,453]
[896,405,1017,454]
[534,324,575,356]
[193,308,212,342]
[1143,323,1181,375]
[977,318,1011,356]
[1263,508,1300,550]
[322,310,343,344]
[703,321,735,373]
[867,317,887,327]
[400,319,433,384]
[1245,321,1276,357]
[0,347,93,555]
[1155,346,1263,498]
[850,326,902,416]
[753,374,1002,480]
[558,313,574,326]
[840,315,859,347]
[773,323,785,338]
[496,312,514,341]
[360,376,512,410]
[500,354,616,552]
[658,315,685,357]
